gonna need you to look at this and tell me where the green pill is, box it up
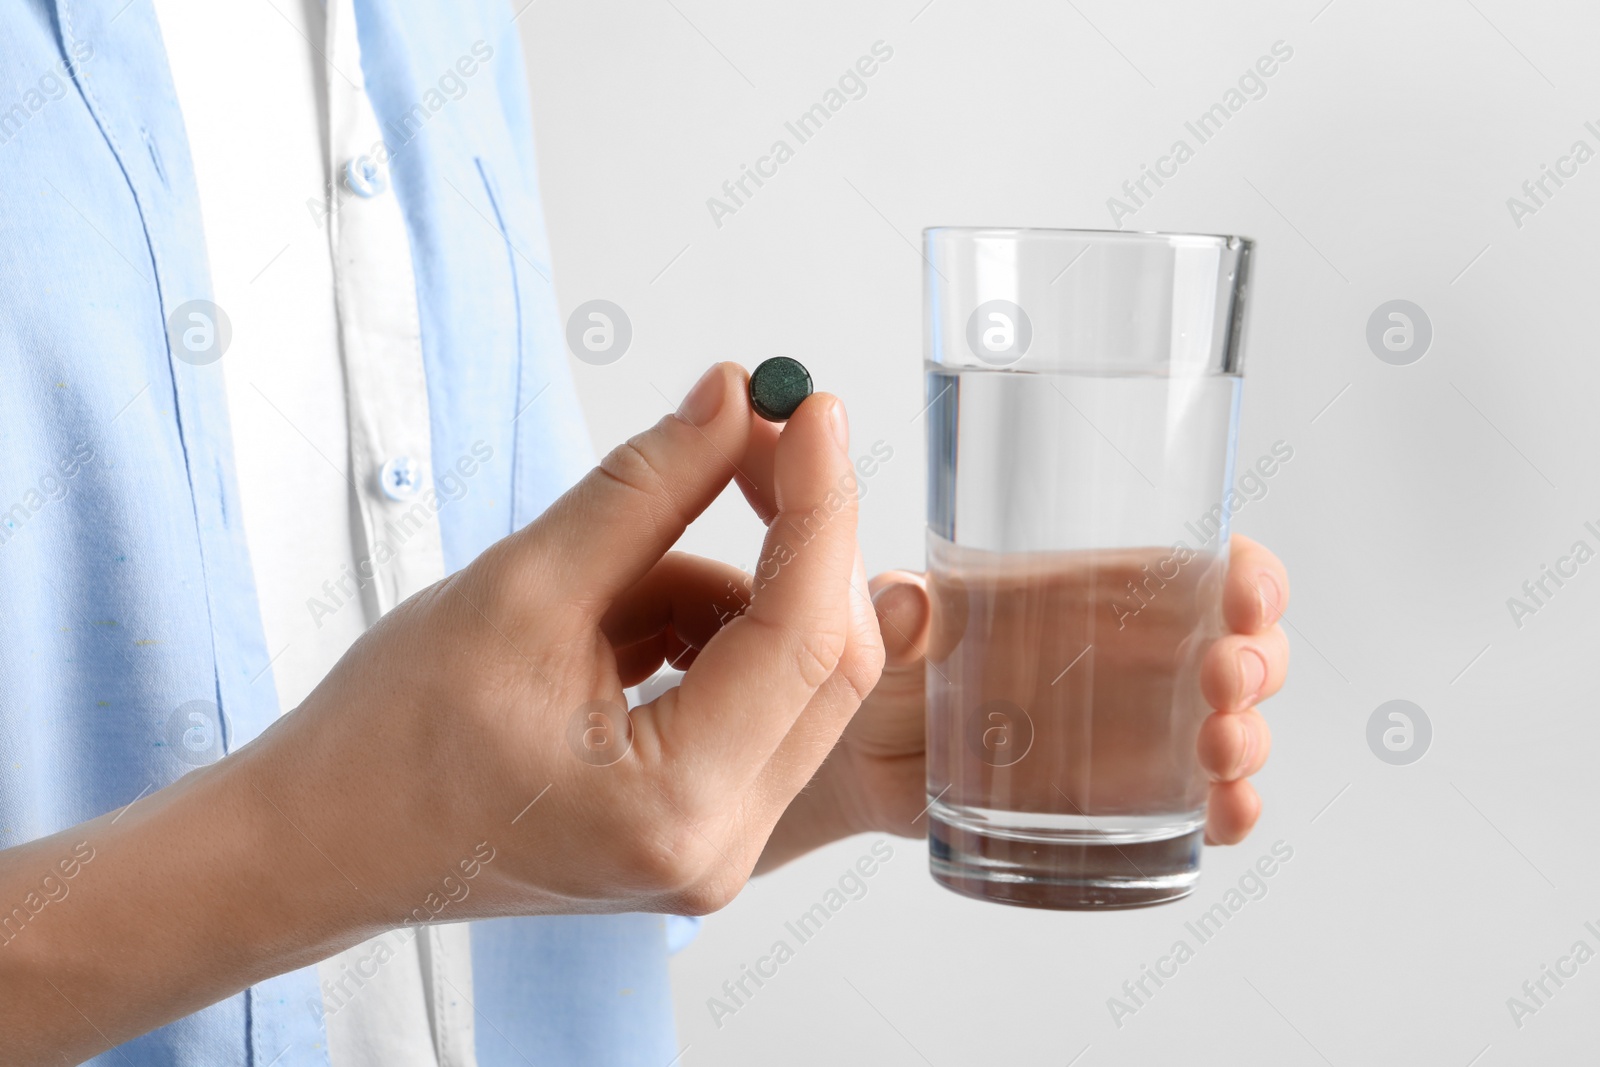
[748,357,813,422]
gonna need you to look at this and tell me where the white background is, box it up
[522,1,1600,1063]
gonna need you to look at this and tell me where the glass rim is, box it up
[923,226,1252,249]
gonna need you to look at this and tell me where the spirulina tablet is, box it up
[749,357,813,422]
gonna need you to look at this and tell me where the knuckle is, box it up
[826,637,883,713]
[624,793,719,892]
[675,873,744,917]
[445,559,526,640]
[598,434,671,505]
[792,625,847,690]
[628,820,709,892]
[843,624,887,704]
[618,786,751,913]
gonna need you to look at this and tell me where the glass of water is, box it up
[922,227,1253,909]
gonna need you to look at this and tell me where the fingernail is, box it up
[828,402,849,453]
[871,582,916,633]
[870,583,906,613]
[677,365,724,426]
[1232,718,1255,778]
[1257,573,1282,624]
[1237,647,1267,706]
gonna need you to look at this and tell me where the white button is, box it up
[379,456,420,501]
[345,155,387,198]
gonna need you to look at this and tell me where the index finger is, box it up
[643,392,860,783]
[732,411,781,524]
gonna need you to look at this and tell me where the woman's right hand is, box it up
[270,361,883,920]
[1,362,883,1062]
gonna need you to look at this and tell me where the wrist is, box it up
[223,727,395,947]
[115,740,386,972]
[0,737,380,1061]
[231,703,444,935]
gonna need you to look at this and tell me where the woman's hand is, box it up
[3,363,885,1062]
[269,362,885,919]
[761,535,1290,868]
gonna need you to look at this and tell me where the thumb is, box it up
[507,362,755,614]
[869,570,930,669]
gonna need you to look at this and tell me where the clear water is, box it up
[924,367,1241,908]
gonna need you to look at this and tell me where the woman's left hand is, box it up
[760,534,1290,868]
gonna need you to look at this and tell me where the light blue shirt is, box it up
[0,1,690,1062]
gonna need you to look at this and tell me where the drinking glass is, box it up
[922,227,1253,909]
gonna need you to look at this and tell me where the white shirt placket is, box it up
[321,1,477,1064]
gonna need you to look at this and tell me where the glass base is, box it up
[928,801,1204,910]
